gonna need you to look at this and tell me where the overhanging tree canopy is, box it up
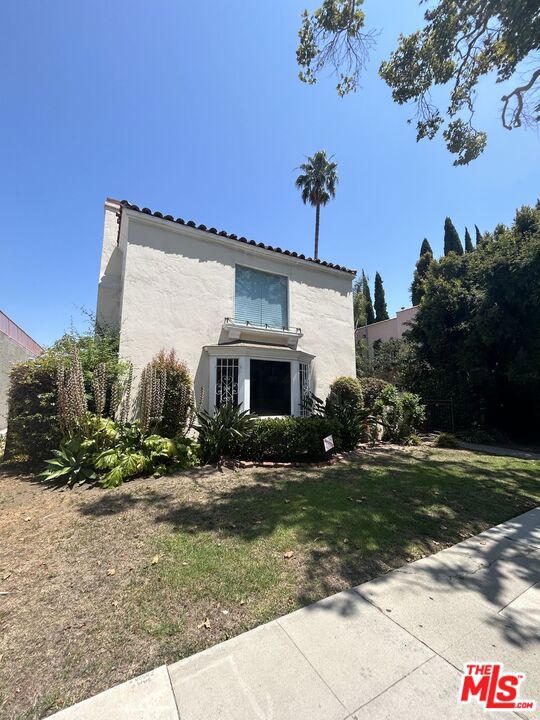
[297,1,540,164]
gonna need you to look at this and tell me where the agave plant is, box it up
[40,437,97,486]
[196,403,255,464]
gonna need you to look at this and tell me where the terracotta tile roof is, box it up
[118,200,356,275]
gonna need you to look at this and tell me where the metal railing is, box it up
[0,310,43,356]
[224,317,302,334]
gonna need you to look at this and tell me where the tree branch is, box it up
[501,68,540,129]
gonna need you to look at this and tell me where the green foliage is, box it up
[371,338,409,386]
[95,426,178,488]
[360,377,391,409]
[444,217,464,256]
[379,2,539,164]
[50,328,124,415]
[4,353,62,465]
[327,376,364,412]
[296,1,375,96]
[435,433,460,449]
[196,404,255,464]
[148,349,193,437]
[374,271,389,322]
[41,413,198,489]
[361,270,375,325]
[405,203,540,436]
[353,275,367,330]
[241,417,342,462]
[4,329,124,465]
[411,247,435,305]
[420,238,432,256]
[475,225,483,247]
[298,2,539,163]
[464,227,474,253]
[326,376,366,450]
[295,150,339,258]
[374,386,425,442]
[41,437,97,486]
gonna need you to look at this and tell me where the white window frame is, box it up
[206,346,313,417]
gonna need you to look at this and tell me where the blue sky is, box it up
[1,0,538,347]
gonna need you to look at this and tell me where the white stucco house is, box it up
[96,198,356,417]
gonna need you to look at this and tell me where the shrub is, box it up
[373,386,425,443]
[4,330,124,466]
[360,377,391,409]
[196,404,255,464]
[147,350,193,437]
[435,432,461,449]
[4,353,62,465]
[41,413,200,488]
[241,417,342,462]
[326,376,364,450]
[326,376,364,412]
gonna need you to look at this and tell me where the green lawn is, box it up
[1,446,539,719]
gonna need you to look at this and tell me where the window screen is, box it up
[235,266,288,329]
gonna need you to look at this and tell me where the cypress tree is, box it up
[475,224,483,247]
[464,227,474,253]
[411,239,434,305]
[361,270,375,325]
[374,271,389,322]
[444,217,464,256]
[420,238,433,256]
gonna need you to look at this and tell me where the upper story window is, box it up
[235,266,288,329]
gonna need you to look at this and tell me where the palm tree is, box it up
[295,151,338,260]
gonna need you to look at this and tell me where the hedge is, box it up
[240,417,342,462]
[4,354,61,465]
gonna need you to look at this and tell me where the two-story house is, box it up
[96,199,356,417]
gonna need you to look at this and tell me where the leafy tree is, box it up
[464,227,474,253]
[296,1,377,96]
[420,238,433,256]
[411,239,435,305]
[475,224,484,247]
[295,150,338,260]
[361,270,375,324]
[374,271,389,322]
[405,203,540,436]
[297,1,540,164]
[353,275,367,330]
[444,217,464,256]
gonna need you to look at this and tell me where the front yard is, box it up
[1,446,539,720]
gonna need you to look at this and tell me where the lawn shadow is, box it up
[79,450,540,624]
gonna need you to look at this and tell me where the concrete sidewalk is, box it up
[50,508,540,720]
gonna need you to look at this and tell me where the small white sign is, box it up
[323,435,334,452]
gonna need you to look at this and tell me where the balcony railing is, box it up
[224,318,302,334]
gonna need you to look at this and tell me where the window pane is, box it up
[299,362,311,417]
[235,266,288,329]
[216,358,239,408]
[250,359,291,416]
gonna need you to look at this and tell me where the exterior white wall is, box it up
[97,206,356,410]
[96,199,123,331]
[0,333,37,432]
[359,306,418,345]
